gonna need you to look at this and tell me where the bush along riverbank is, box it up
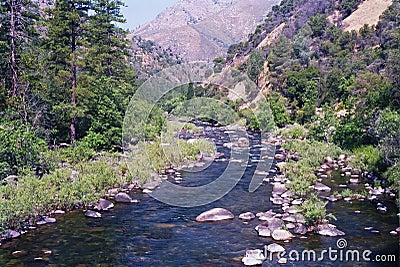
[0,122,215,242]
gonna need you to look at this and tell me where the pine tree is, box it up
[43,0,90,144]
[0,0,38,99]
[85,0,128,78]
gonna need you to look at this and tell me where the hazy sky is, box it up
[121,0,179,30]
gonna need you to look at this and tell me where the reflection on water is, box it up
[0,128,398,266]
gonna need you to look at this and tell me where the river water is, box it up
[0,127,398,266]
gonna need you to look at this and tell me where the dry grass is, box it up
[342,0,393,32]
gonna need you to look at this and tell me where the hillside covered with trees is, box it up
[226,0,399,193]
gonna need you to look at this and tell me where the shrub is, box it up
[300,194,336,226]
[276,124,309,139]
[348,145,385,174]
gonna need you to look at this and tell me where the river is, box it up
[0,127,398,266]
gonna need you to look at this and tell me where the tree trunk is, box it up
[70,20,77,144]
[10,0,19,97]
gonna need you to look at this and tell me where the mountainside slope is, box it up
[342,0,393,31]
[132,0,281,61]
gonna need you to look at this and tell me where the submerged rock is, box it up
[278,258,288,264]
[85,210,102,218]
[316,224,345,237]
[195,208,234,222]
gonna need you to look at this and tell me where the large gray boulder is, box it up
[115,192,133,203]
[272,229,294,241]
[96,198,114,210]
[195,208,234,222]
[2,229,20,239]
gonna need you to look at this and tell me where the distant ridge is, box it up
[132,0,281,61]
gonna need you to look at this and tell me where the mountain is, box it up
[132,0,281,61]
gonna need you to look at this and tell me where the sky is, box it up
[121,0,179,30]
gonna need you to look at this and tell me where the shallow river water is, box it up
[0,128,398,266]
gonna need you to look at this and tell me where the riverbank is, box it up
[0,121,215,242]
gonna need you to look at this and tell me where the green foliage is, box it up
[384,163,400,191]
[308,105,339,143]
[268,92,291,127]
[0,119,47,180]
[338,0,363,17]
[0,156,127,232]
[276,124,309,140]
[308,14,327,37]
[127,121,214,184]
[333,117,364,150]
[348,146,385,174]
[376,109,400,165]
[300,194,336,226]
[247,50,265,82]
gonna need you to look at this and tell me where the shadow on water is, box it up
[0,127,398,266]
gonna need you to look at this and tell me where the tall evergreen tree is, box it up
[0,0,38,100]
[86,0,128,78]
[43,0,90,144]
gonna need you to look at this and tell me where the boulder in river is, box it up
[314,183,331,192]
[195,208,234,222]
[242,249,265,266]
[293,223,307,235]
[316,224,345,237]
[266,243,285,253]
[96,198,114,211]
[272,229,294,241]
[85,210,102,218]
[2,229,20,239]
[272,183,287,195]
[267,218,285,231]
[44,217,57,223]
[143,181,161,190]
[115,192,133,203]
[256,225,271,237]
[239,212,255,221]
